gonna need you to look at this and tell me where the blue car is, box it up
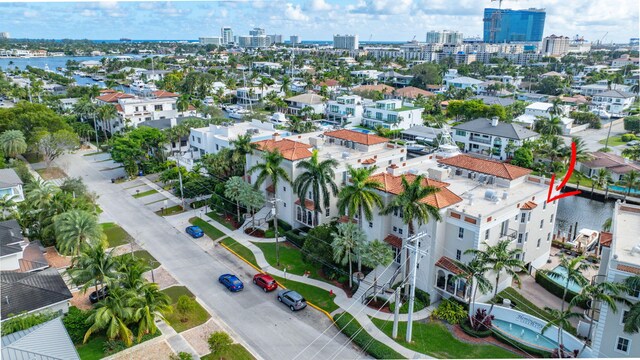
[219,274,244,292]
[185,226,204,238]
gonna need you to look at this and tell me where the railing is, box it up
[500,228,519,242]
[469,136,492,145]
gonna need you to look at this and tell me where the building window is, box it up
[528,212,532,221]
[399,228,403,235]
[537,238,541,248]
[515,253,520,260]
[283,186,286,192]
[616,337,630,354]
[515,214,519,221]
[155,104,162,111]
[197,137,201,144]
[393,226,397,232]
[547,233,551,242]
[456,250,461,261]
[393,209,398,216]
[621,310,630,325]
[283,202,286,208]
[325,208,330,217]
[521,213,526,223]
[550,214,554,223]
[540,220,544,229]
[517,233,523,243]
[458,227,464,239]
[485,229,490,240]
[543,201,547,210]
[525,233,529,243]
[215,144,219,150]
[369,222,373,228]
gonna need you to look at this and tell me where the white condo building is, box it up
[426,30,463,44]
[333,34,359,50]
[362,99,424,130]
[326,95,370,126]
[541,35,570,56]
[221,27,233,44]
[290,35,301,45]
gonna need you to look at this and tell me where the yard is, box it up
[75,332,160,360]
[101,222,132,248]
[189,217,225,239]
[598,135,628,147]
[371,318,520,359]
[35,166,67,180]
[132,189,158,198]
[206,211,239,230]
[155,205,184,216]
[252,241,325,281]
[271,275,339,313]
[220,238,260,269]
[161,286,211,333]
[200,345,255,360]
[115,250,160,269]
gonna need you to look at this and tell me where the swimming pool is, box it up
[351,128,371,134]
[492,319,558,351]
[609,185,640,195]
[546,265,583,293]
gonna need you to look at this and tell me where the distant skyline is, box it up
[1,0,638,44]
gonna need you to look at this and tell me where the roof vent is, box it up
[502,191,508,200]
[491,117,499,127]
[484,189,499,202]
[342,152,350,159]
[631,244,640,256]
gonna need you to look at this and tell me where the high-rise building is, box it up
[250,28,266,37]
[483,8,546,43]
[631,38,640,46]
[199,37,223,45]
[541,35,569,56]
[268,34,283,44]
[0,32,8,39]
[426,30,463,44]
[290,35,301,45]
[221,27,233,44]
[333,34,359,50]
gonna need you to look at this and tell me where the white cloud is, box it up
[23,10,38,18]
[284,3,309,21]
[307,0,333,11]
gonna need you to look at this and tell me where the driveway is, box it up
[60,151,364,360]
[563,119,627,154]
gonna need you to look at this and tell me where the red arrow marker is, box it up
[546,141,581,203]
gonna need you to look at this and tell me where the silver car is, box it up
[277,290,307,311]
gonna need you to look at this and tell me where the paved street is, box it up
[562,119,627,154]
[63,151,364,360]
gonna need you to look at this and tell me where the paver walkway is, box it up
[157,320,200,359]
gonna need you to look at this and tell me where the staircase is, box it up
[354,263,401,303]
[241,206,273,231]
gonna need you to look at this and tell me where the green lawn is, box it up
[23,152,42,163]
[271,275,339,313]
[155,205,184,216]
[371,318,520,359]
[115,250,160,269]
[220,238,260,269]
[252,242,325,281]
[200,344,255,360]
[76,335,105,360]
[132,189,158,198]
[101,222,132,248]
[162,286,210,333]
[189,217,225,239]
[598,135,628,147]
[206,211,238,230]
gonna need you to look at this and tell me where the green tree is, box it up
[621,170,639,200]
[69,243,118,297]
[176,95,190,116]
[224,176,248,222]
[332,222,366,288]
[623,116,640,134]
[84,287,134,346]
[622,145,640,161]
[452,258,493,328]
[380,175,441,236]
[176,295,196,322]
[623,276,640,333]
[208,331,234,359]
[592,168,612,193]
[541,308,583,356]
[0,194,18,220]
[231,133,259,178]
[97,104,118,139]
[33,129,80,167]
[510,147,534,168]
[54,209,103,256]
[132,282,172,341]
[536,76,567,96]
[543,255,591,320]
[534,116,563,136]
[0,130,27,158]
[410,63,442,89]
[293,149,338,214]
[362,239,394,291]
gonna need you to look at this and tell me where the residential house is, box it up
[442,69,483,91]
[578,152,640,182]
[591,201,640,357]
[315,79,340,94]
[579,80,631,96]
[591,89,636,115]
[0,169,24,203]
[350,70,381,81]
[285,93,326,116]
[1,267,73,320]
[516,92,549,102]
[392,86,435,100]
[611,54,640,68]
[400,126,447,144]
[362,99,424,129]
[470,95,516,107]
[325,94,369,126]
[236,86,282,106]
[1,219,50,273]
[452,117,539,160]
[377,71,413,87]
[1,318,80,360]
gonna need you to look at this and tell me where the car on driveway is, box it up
[89,286,109,304]
[627,140,640,146]
[253,273,278,292]
[185,225,204,238]
[277,290,307,311]
[219,274,244,292]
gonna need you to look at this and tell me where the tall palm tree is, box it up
[544,255,591,316]
[231,133,259,178]
[248,149,291,266]
[337,165,383,271]
[131,282,172,341]
[117,255,152,291]
[621,170,639,200]
[541,307,583,357]
[535,117,563,136]
[54,209,103,256]
[592,168,612,196]
[331,222,366,288]
[623,276,640,334]
[0,129,28,158]
[281,75,291,93]
[293,149,339,215]
[452,258,493,328]
[97,104,118,139]
[465,239,525,317]
[571,137,593,164]
[176,95,190,117]
[69,243,119,296]
[25,179,59,210]
[84,287,135,346]
[622,145,640,161]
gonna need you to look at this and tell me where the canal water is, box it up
[555,196,615,237]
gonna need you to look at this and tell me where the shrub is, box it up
[285,229,306,248]
[471,308,494,331]
[415,288,431,305]
[62,307,92,343]
[333,313,403,359]
[1,311,57,336]
[460,319,492,338]
[389,298,425,314]
[624,116,640,134]
[432,299,467,324]
[176,295,196,322]
[208,331,233,357]
[170,352,193,360]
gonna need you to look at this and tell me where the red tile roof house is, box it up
[578,152,640,182]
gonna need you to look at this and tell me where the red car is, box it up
[253,273,278,292]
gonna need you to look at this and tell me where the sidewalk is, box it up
[156,320,200,359]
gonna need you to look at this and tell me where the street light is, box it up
[268,198,283,267]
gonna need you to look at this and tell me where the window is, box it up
[616,337,630,354]
[326,208,330,216]
[528,212,532,221]
[456,250,461,261]
[458,227,464,239]
[455,130,466,137]
[135,106,139,112]
[550,214,554,223]
[485,229,490,240]
[215,144,219,151]
[197,137,201,144]
[283,186,286,192]
[547,233,551,242]
[283,202,286,208]
[172,104,176,110]
[515,214,519,221]
[543,201,547,210]
[621,310,630,325]
[369,222,373,228]
[540,220,544,229]
[399,228,403,235]
[393,209,398,216]
[524,233,529,243]
[537,238,541,248]
[393,226,397,232]
[521,213,526,223]
[518,233,523,243]
[515,254,520,260]
[154,104,163,111]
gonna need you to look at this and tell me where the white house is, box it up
[591,89,636,115]
[188,119,282,159]
[579,80,632,96]
[285,93,326,116]
[0,169,24,203]
[325,95,369,126]
[611,54,640,68]
[236,86,282,106]
[442,69,483,91]
[361,99,424,129]
[452,117,539,160]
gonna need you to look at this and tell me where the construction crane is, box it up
[487,0,517,43]
[412,35,416,42]
[599,31,608,45]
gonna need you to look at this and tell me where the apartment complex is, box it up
[221,26,233,44]
[541,35,570,56]
[189,119,281,158]
[326,95,369,126]
[333,34,359,50]
[592,201,640,357]
[362,99,424,130]
[290,35,301,45]
[483,8,546,43]
[199,37,223,45]
[426,30,463,44]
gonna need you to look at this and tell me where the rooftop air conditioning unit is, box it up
[342,152,350,159]
[478,174,487,183]
[484,189,499,202]
[502,191,508,200]
[488,176,496,185]
[455,169,462,176]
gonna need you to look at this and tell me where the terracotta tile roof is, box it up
[152,90,179,98]
[599,231,612,247]
[393,86,435,99]
[521,201,538,210]
[368,172,462,209]
[266,184,275,193]
[187,104,196,111]
[100,89,116,94]
[319,79,339,87]
[362,158,376,165]
[353,84,395,94]
[115,104,123,112]
[96,92,135,103]
[337,215,358,224]
[617,264,640,275]
[384,234,402,248]
[324,129,388,145]
[254,138,313,161]
[438,154,532,180]
[295,199,315,211]
[435,256,464,275]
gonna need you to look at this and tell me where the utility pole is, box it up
[175,153,185,209]
[392,286,402,338]
[404,232,429,343]
[268,198,283,266]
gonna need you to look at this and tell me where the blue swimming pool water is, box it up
[547,266,583,293]
[609,185,640,195]
[351,128,371,134]
[492,319,558,350]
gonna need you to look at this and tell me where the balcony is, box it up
[500,228,519,242]
[469,136,491,145]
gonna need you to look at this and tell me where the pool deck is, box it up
[540,247,600,281]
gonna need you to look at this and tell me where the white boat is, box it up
[269,112,288,125]
[405,140,426,152]
[592,106,611,119]
[568,229,599,251]
[229,108,250,120]
[129,80,157,95]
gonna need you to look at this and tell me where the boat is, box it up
[129,80,157,95]
[228,108,250,120]
[568,229,599,251]
[405,140,426,152]
[269,112,288,125]
[592,106,611,119]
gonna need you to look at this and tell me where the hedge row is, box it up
[492,328,552,358]
[534,271,587,308]
[285,229,306,248]
[459,319,492,338]
[333,312,403,359]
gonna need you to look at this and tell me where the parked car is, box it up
[627,140,640,146]
[253,273,278,292]
[89,286,109,304]
[219,274,244,292]
[185,225,204,238]
[277,290,307,311]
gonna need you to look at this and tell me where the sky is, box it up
[1,0,638,43]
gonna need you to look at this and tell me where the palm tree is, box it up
[54,209,103,256]
[69,243,119,296]
[535,116,563,136]
[97,104,118,139]
[621,170,639,200]
[293,149,339,215]
[117,255,152,291]
[571,137,593,164]
[465,239,525,317]
[231,133,259,178]
[452,258,493,328]
[362,239,394,292]
[176,95,190,117]
[592,168,612,196]
[541,307,583,357]
[248,149,291,266]
[332,222,366,288]
[544,255,591,317]
[84,287,135,346]
[25,179,59,210]
[622,145,640,161]
[623,276,640,333]
[0,129,28,158]
[337,165,383,271]
[131,282,172,341]
[281,75,291,93]
[0,194,18,220]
